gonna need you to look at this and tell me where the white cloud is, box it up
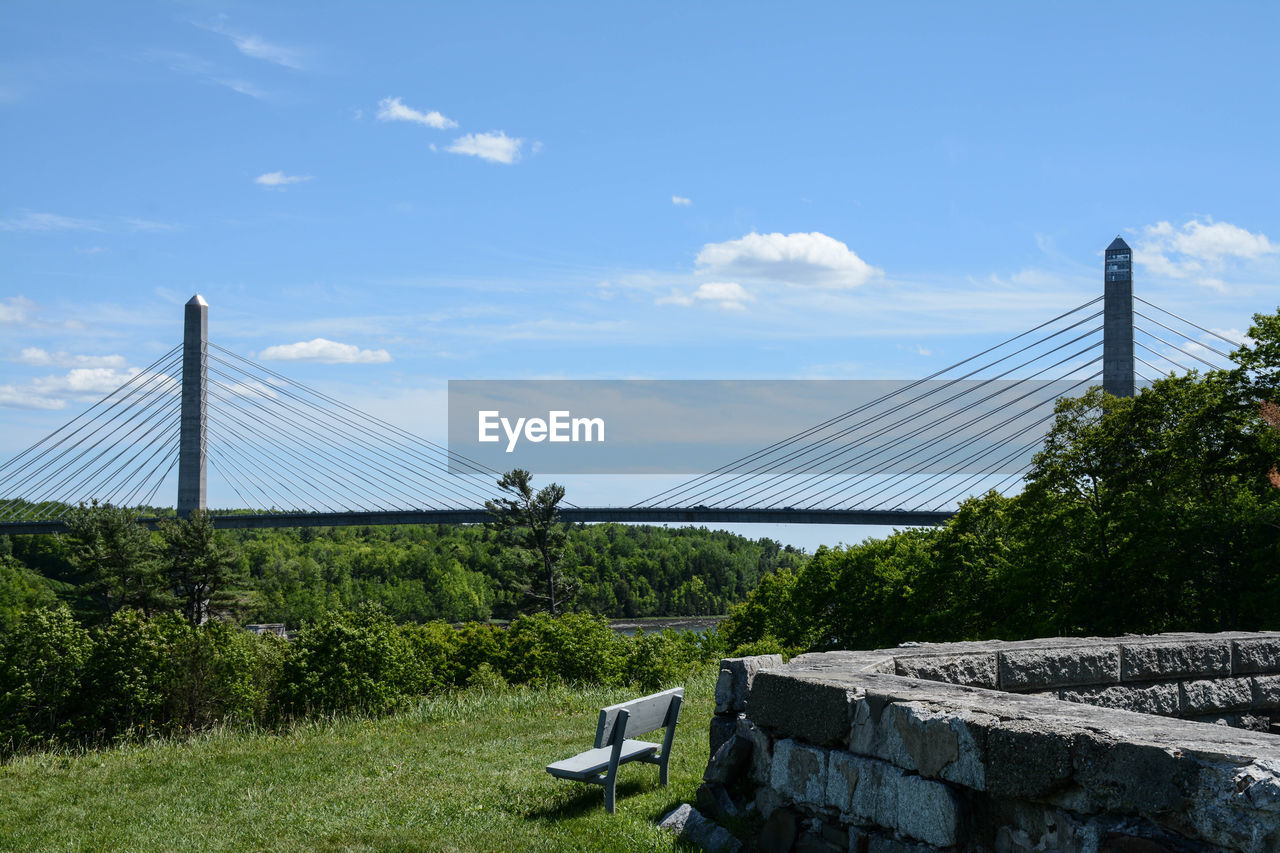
[672,196,693,206]
[0,296,36,324]
[255,171,313,187]
[376,96,457,129]
[0,211,100,232]
[17,348,128,368]
[0,366,180,409]
[230,33,306,70]
[257,338,392,364]
[201,19,306,70]
[0,386,68,410]
[657,282,754,311]
[447,131,524,164]
[30,368,144,396]
[217,78,268,99]
[1135,218,1277,290]
[696,231,881,288]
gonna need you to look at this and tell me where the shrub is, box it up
[83,609,185,739]
[0,603,92,751]
[280,605,414,716]
[503,612,623,687]
[398,620,458,694]
[168,619,282,729]
[449,621,507,688]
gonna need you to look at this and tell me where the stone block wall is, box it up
[699,634,1280,853]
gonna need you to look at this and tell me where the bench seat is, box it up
[546,739,659,780]
[545,687,683,812]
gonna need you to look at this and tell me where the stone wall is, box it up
[699,634,1280,853]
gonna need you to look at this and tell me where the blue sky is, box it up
[2,2,1278,549]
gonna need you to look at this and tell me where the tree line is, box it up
[721,309,1280,653]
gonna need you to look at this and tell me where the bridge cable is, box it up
[206,350,503,509]
[719,328,1104,509]
[783,345,1102,510]
[658,312,1106,508]
[633,296,1103,508]
[207,357,495,510]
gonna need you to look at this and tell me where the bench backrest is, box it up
[594,687,684,748]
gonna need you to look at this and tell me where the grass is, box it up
[0,667,718,852]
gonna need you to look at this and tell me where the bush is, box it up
[449,622,507,688]
[280,605,414,716]
[622,630,700,692]
[168,619,283,729]
[0,603,92,751]
[398,620,458,694]
[503,612,623,687]
[83,609,185,739]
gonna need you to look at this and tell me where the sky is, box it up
[2,1,1278,550]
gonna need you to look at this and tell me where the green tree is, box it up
[485,469,574,615]
[64,502,169,617]
[159,510,243,626]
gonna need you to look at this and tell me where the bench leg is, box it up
[604,768,617,813]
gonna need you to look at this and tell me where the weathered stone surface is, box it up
[771,738,829,806]
[1121,639,1231,681]
[999,645,1121,690]
[1073,730,1189,813]
[704,734,753,785]
[894,652,999,689]
[696,781,743,820]
[754,785,785,820]
[709,713,737,757]
[824,750,863,815]
[894,773,961,847]
[864,835,941,853]
[1182,677,1254,714]
[891,702,959,777]
[1060,682,1181,716]
[717,654,784,714]
[1252,676,1280,710]
[1233,637,1280,675]
[751,670,856,746]
[736,715,774,784]
[848,698,912,769]
[710,637,1280,853]
[658,803,743,853]
[758,806,798,853]
[982,719,1074,798]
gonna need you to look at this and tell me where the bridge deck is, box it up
[0,507,954,535]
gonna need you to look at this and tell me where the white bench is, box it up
[545,686,684,813]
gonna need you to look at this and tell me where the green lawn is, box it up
[1,668,718,852]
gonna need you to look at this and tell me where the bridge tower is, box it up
[177,294,208,516]
[1103,236,1135,397]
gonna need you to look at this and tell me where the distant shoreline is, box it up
[608,616,725,635]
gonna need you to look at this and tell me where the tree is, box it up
[159,510,243,626]
[64,501,169,617]
[484,469,574,615]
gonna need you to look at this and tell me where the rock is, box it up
[751,671,857,746]
[658,803,742,853]
[716,654,784,714]
[1120,639,1231,681]
[696,781,742,819]
[770,738,829,806]
[704,732,753,785]
[758,807,798,853]
[709,713,738,757]
[999,645,1121,690]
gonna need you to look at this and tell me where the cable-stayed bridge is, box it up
[0,238,1246,535]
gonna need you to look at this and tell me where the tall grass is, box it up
[1,666,717,851]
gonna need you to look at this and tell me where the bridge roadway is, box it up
[0,506,954,535]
